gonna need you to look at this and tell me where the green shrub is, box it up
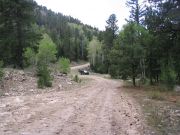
[23,47,36,67]
[37,64,52,88]
[36,33,57,88]
[37,33,57,65]
[37,76,45,88]
[73,75,81,83]
[109,65,119,78]
[58,57,70,74]
[91,63,108,74]
[0,61,4,80]
[160,65,176,90]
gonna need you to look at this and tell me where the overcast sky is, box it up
[35,0,130,30]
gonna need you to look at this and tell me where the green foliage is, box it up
[93,64,108,74]
[97,14,119,73]
[37,64,52,88]
[36,33,56,88]
[88,37,108,73]
[35,6,98,61]
[73,75,81,83]
[0,61,4,80]
[126,0,145,24]
[89,0,179,89]
[23,47,36,67]
[88,37,103,65]
[58,57,70,74]
[109,65,119,78]
[0,0,98,67]
[105,14,119,44]
[37,33,57,65]
[0,0,41,68]
[160,64,176,90]
[109,23,146,86]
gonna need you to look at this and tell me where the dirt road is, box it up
[71,63,90,70]
[0,64,146,135]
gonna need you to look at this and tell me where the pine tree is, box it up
[126,0,145,24]
[100,14,119,73]
[144,0,180,85]
[105,14,119,49]
[126,0,146,81]
[109,23,146,86]
[0,0,41,68]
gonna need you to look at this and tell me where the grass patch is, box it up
[121,83,180,135]
[0,90,4,96]
[148,91,165,101]
[73,75,81,83]
[145,103,180,135]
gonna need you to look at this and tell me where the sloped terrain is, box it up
[0,68,78,97]
[0,65,150,135]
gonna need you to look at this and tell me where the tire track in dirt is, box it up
[111,87,146,135]
[0,77,105,135]
[0,67,147,135]
[23,87,105,135]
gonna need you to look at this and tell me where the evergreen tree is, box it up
[105,14,119,49]
[0,0,41,68]
[109,23,146,86]
[102,14,119,73]
[126,0,145,24]
[144,0,180,85]
[126,0,146,81]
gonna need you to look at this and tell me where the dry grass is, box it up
[122,82,180,135]
[148,91,165,101]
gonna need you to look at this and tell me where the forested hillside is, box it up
[0,0,99,68]
[35,5,99,61]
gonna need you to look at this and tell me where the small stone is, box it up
[58,84,63,89]
[29,89,34,92]
[112,122,116,126]
[43,124,49,127]
[175,110,180,113]
[15,97,23,103]
[4,93,9,96]
[21,77,26,82]
[174,85,180,92]
[67,81,72,85]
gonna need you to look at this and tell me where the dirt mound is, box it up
[0,68,77,97]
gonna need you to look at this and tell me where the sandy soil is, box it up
[0,64,147,135]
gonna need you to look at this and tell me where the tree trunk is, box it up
[150,77,153,85]
[16,19,23,68]
[149,60,153,85]
[140,58,146,83]
[133,76,136,86]
[132,64,136,86]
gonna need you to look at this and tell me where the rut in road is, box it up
[0,74,146,135]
